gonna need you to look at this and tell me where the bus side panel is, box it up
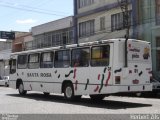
[17,68,62,93]
[73,43,114,95]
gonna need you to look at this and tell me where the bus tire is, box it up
[64,83,75,101]
[18,82,27,95]
[135,93,142,97]
[5,82,8,87]
[90,95,106,101]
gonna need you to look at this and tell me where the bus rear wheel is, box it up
[18,83,27,95]
[5,82,8,87]
[64,83,75,101]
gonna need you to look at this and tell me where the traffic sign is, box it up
[0,31,15,40]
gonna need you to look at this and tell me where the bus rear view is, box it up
[113,39,152,93]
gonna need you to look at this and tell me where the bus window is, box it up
[54,50,70,68]
[40,52,53,68]
[17,55,28,69]
[71,48,90,67]
[9,59,16,74]
[28,53,40,69]
[91,45,110,66]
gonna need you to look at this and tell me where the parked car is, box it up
[152,79,160,93]
[0,76,9,87]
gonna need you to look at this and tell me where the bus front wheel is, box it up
[18,83,27,95]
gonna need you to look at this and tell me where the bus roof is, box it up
[11,38,150,55]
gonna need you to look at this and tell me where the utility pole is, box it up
[118,0,130,67]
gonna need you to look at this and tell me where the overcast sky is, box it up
[0,0,73,32]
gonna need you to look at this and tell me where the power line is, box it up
[0,5,68,17]
[0,1,70,15]
[0,0,158,38]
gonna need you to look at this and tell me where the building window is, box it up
[156,0,160,25]
[31,29,73,50]
[54,50,70,68]
[25,41,33,50]
[79,20,95,38]
[91,45,110,67]
[44,33,52,47]
[71,48,90,67]
[111,11,132,32]
[78,0,94,8]
[17,55,28,69]
[100,17,105,31]
[111,12,124,31]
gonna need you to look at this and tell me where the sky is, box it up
[0,0,73,32]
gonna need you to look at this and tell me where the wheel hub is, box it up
[19,84,24,93]
[65,86,72,98]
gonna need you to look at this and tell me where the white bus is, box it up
[9,39,152,100]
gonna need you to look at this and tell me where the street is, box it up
[0,86,160,114]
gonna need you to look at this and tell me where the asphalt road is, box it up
[0,86,160,114]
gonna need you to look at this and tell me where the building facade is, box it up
[74,0,132,43]
[0,40,12,77]
[12,32,31,52]
[0,32,30,77]
[29,16,74,50]
[133,0,160,79]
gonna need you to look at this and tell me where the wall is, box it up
[76,0,132,43]
[32,16,73,36]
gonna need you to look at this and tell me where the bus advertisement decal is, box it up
[73,68,77,79]
[94,85,99,92]
[58,74,61,79]
[75,80,78,91]
[139,71,143,76]
[54,70,57,74]
[98,74,101,80]
[105,71,111,87]
[99,74,105,93]
[114,68,122,74]
[65,70,74,78]
[84,79,89,90]
[104,67,107,73]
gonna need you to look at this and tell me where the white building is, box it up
[28,16,74,50]
[74,0,132,43]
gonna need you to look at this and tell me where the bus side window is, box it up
[54,50,70,68]
[91,45,110,67]
[17,55,28,69]
[28,53,40,69]
[40,52,53,68]
[71,48,90,67]
[9,59,16,74]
